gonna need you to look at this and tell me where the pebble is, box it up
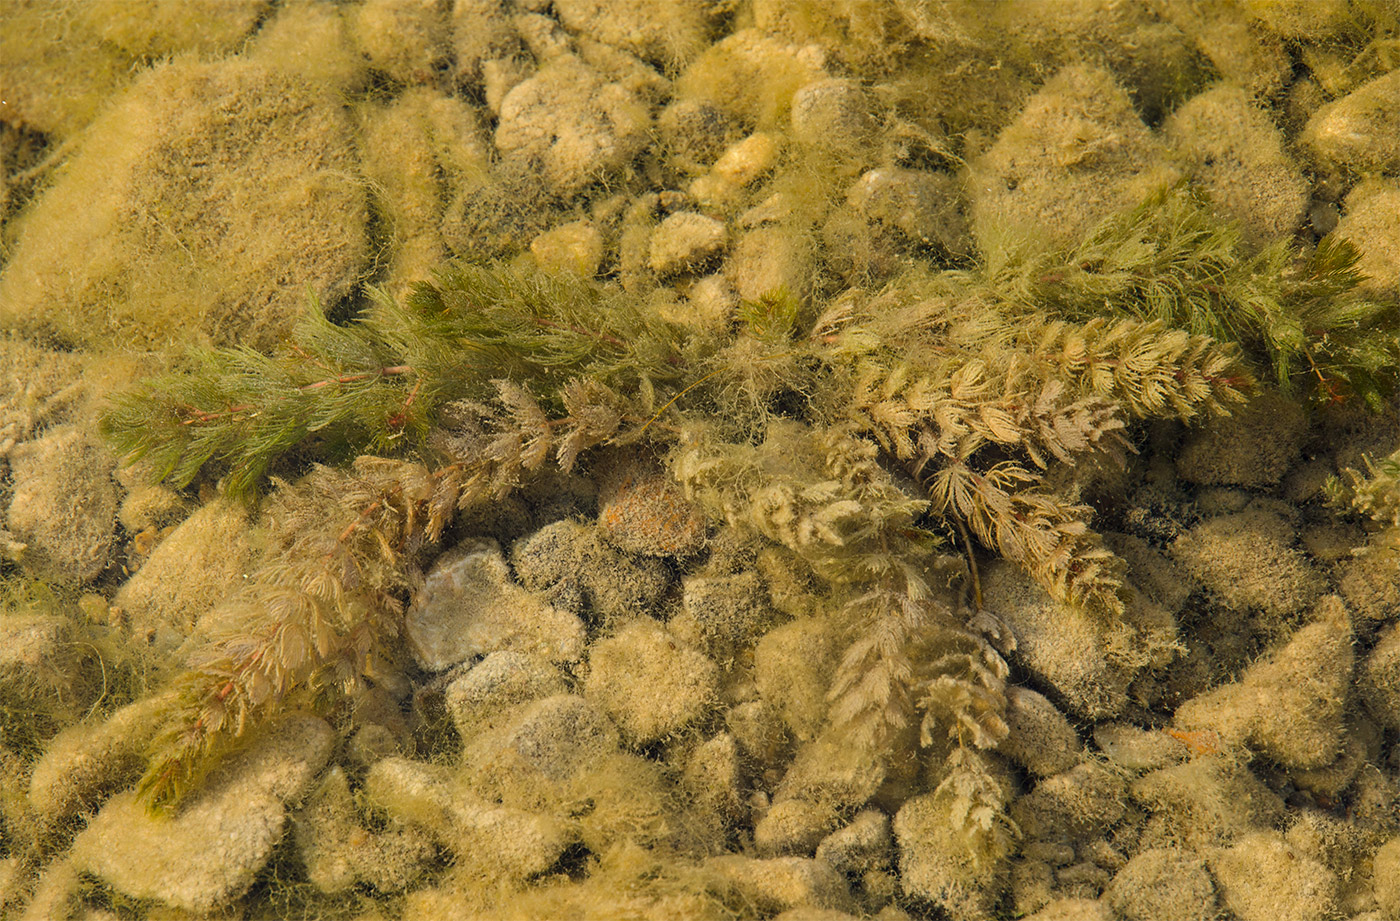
[1210,830,1339,921]
[366,755,569,880]
[648,211,728,276]
[443,651,568,740]
[5,425,117,585]
[584,619,719,745]
[405,538,586,671]
[495,57,650,193]
[71,715,334,913]
[1303,68,1400,174]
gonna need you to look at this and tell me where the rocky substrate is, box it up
[2,1,1400,919]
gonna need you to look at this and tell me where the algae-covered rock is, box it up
[494,693,621,784]
[657,99,746,177]
[789,78,876,154]
[1163,81,1307,250]
[1130,756,1285,850]
[967,63,1179,259]
[554,0,712,71]
[895,784,1010,920]
[27,694,171,832]
[0,337,84,450]
[114,498,251,639]
[1,58,366,353]
[349,0,450,85]
[1170,504,1325,630]
[682,732,746,831]
[366,755,568,880]
[704,855,854,915]
[1106,846,1216,921]
[1177,388,1307,488]
[71,714,334,913]
[584,619,719,745]
[1012,761,1127,842]
[358,87,488,294]
[244,0,365,90]
[1374,835,1400,919]
[982,562,1134,719]
[1302,68,1400,175]
[1173,596,1353,769]
[1210,829,1341,921]
[674,570,776,659]
[511,518,672,621]
[1339,541,1400,626]
[649,212,729,277]
[443,651,568,740]
[295,765,435,895]
[5,425,117,585]
[0,0,265,138]
[1159,1,1291,100]
[1333,180,1400,298]
[1022,897,1115,921]
[674,29,826,129]
[597,455,709,557]
[845,166,969,256]
[726,223,817,302]
[406,538,586,670]
[531,219,606,276]
[999,687,1084,778]
[815,808,891,876]
[1092,722,1185,773]
[495,56,650,194]
[758,734,888,858]
[754,617,836,743]
[449,0,522,88]
[1359,620,1400,732]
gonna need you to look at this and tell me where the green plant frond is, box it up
[98,197,1396,820]
[990,183,1400,406]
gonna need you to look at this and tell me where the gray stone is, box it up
[443,651,568,739]
[406,539,586,671]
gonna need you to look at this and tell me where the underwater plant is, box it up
[101,185,1397,844]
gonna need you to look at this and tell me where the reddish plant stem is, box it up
[178,365,416,425]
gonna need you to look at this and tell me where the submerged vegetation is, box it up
[100,185,1396,832]
[5,0,1400,916]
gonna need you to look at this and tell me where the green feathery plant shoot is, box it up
[987,184,1400,410]
[99,189,1397,818]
